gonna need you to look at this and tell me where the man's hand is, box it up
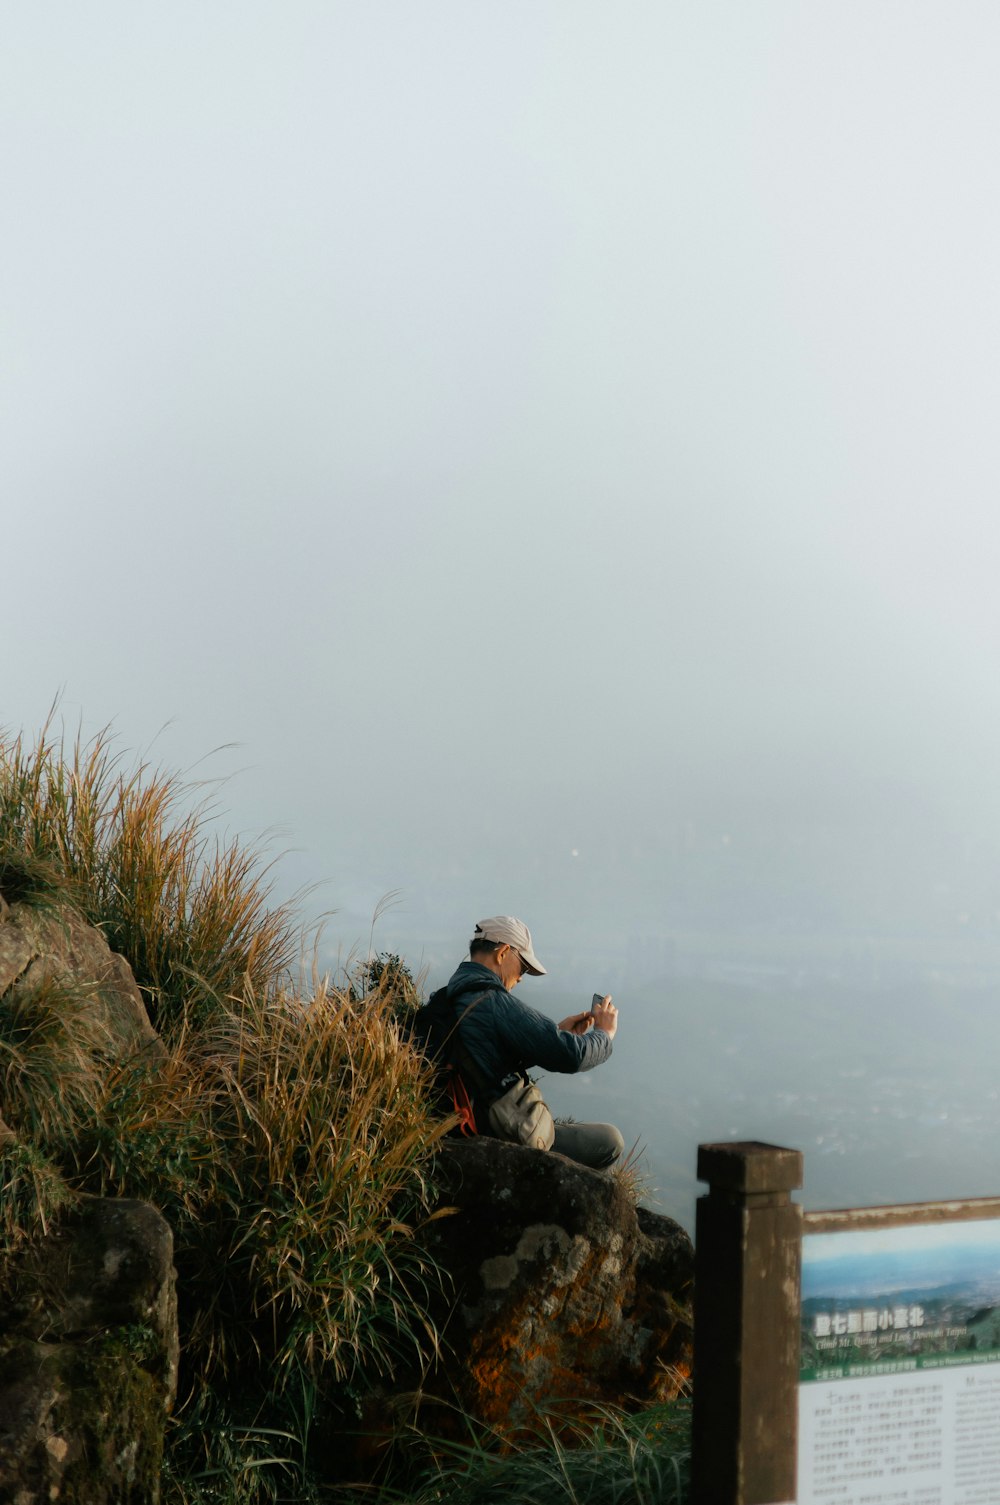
[590,995,618,1039]
[559,1011,594,1036]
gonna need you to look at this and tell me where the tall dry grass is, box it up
[0,718,453,1502]
[0,973,115,1148]
[0,716,298,1035]
[188,980,453,1386]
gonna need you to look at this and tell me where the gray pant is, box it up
[552,1120,625,1170]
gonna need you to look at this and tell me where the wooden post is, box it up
[691,1141,803,1505]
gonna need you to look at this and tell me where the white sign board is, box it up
[798,1217,1000,1504]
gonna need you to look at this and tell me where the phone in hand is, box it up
[592,993,606,1010]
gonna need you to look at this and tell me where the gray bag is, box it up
[488,1078,555,1152]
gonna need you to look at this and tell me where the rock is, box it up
[0,897,164,1066]
[0,1196,178,1504]
[419,1137,693,1432]
[0,896,176,1499]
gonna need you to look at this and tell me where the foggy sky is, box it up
[5,3,1000,982]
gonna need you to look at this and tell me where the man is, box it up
[446,914,625,1169]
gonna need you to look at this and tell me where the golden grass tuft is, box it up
[0,715,298,1036]
[189,974,452,1387]
[611,1138,653,1208]
[0,973,115,1150]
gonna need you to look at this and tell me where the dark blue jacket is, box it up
[446,960,613,1127]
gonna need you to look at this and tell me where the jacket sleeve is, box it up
[495,995,613,1075]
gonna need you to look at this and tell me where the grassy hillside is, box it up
[0,720,689,1503]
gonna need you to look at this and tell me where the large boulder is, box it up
[0,894,163,1066]
[0,1195,178,1504]
[419,1138,693,1431]
[0,891,175,1501]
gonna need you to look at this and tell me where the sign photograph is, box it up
[798,1215,1000,1504]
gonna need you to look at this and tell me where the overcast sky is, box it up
[5,3,1000,982]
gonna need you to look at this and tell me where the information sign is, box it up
[798,1213,1000,1504]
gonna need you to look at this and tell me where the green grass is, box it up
[0,1137,79,1259]
[334,1400,691,1505]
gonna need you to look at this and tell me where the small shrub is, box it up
[0,1138,78,1259]
[351,952,422,1020]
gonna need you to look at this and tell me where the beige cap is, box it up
[472,916,547,976]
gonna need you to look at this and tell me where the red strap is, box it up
[448,1071,478,1136]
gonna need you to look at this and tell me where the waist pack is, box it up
[488,1078,555,1152]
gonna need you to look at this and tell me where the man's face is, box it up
[498,944,526,990]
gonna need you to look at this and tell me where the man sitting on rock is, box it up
[446,915,625,1170]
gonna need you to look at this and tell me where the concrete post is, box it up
[691,1140,803,1505]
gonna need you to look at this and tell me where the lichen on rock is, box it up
[417,1137,694,1433]
[0,1197,178,1505]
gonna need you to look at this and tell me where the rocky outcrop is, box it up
[0,1196,178,1504]
[419,1137,693,1431]
[0,893,175,1501]
[0,888,692,1479]
[0,895,163,1066]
